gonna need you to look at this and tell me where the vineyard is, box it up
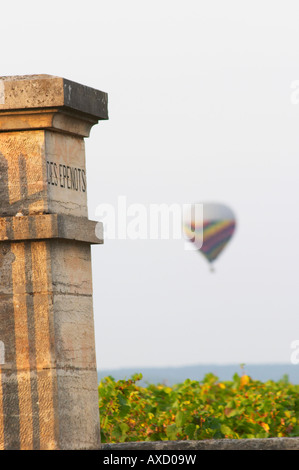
[99,372,299,443]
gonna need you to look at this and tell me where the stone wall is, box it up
[101,437,299,450]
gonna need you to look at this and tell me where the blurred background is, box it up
[3,0,299,383]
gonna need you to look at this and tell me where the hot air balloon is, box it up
[183,202,236,271]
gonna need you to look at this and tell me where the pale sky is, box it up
[2,0,299,370]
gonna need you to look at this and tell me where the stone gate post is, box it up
[0,75,108,449]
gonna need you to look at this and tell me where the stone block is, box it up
[0,75,107,449]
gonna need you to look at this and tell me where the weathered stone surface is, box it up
[46,131,88,214]
[0,75,107,450]
[0,109,99,137]
[0,367,59,449]
[0,291,97,370]
[50,240,93,296]
[56,368,100,450]
[0,214,103,244]
[101,437,299,450]
[0,240,95,296]
[0,75,108,137]
[53,294,97,368]
[0,131,48,216]
[0,238,100,449]
[0,131,89,217]
[0,75,108,120]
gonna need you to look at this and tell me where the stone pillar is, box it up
[0,75,108,450]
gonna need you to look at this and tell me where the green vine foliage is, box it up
[98,373,299,443]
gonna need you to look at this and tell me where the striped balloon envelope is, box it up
[183,202,236,270]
